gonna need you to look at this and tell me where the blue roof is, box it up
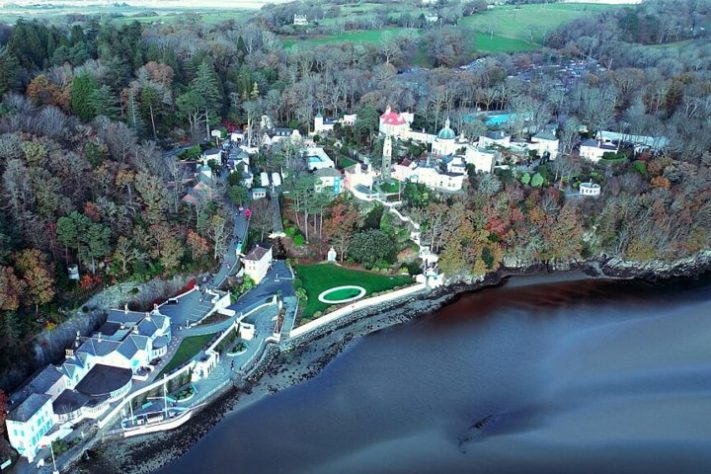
[437,127,455,140]
[9,394,51,422]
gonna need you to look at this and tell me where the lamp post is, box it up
[49,442,59,474]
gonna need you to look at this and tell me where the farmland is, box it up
[280,3,624,55]
[459,3,621,45]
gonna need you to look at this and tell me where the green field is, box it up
[282,27,417,48]
[0,7,249,25]
[282,3,623,55]
[112,10,249,25]
[295,263,413,318]
[474,32,538,53]
[158,333,214,377]
[461,3,620,45]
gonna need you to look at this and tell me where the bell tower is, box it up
[382,134,393,181]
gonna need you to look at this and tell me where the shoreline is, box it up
[72,254,711,474]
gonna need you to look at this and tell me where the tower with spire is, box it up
[382,134,393,181]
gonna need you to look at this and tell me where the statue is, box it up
[327,247,337,262]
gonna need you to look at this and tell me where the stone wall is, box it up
[288,283,428,340]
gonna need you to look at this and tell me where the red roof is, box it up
[380,106,407,126]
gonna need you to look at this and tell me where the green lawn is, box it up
[282,28,418,49]
[158,333,214,377]
[324,287,363,300]
[295,263,413,319]
[281,3,622,55]
[378,181,401,193]
[474,32,538,53]
[339,156,358,169]
[461,3,621,45]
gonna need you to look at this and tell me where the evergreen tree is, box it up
[0,48,18,96]
[89,85,119,119]
[190,60,223,139]
[70,72,99,121]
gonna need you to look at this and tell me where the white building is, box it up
[595,130,667,153]
[293,14,308,26]
[463,144,497,173]
[314,168,343,195]
[262,128,302,147]
[393,160,465,192]
[271,171,282,187]
[443,155,467,174]
[6,394,54,462]
[580,182,601,196]
[379,105,414,137]
[431,118,466,156]
[200,148,222,164]
[302,146,335,171]
[341,113,357,126]
[344,162,376,192]
[530,131,560,159]
[478,130,511,148]
[6,307,171,461]
[312,112,358,135]
[579,139,619,162]
[251,187,267,200]
[242,245,273,284]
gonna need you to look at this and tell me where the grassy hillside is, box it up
[460,3,619,44]
[281,27,418,49]
[281,3,623,55]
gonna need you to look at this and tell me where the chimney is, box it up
[124,303,129,314]
[153,303,159,310]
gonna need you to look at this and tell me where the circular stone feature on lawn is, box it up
[318,286,367,304]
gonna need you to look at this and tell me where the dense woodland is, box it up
[0,0,709,385]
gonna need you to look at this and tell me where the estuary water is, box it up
[161,274,711,474]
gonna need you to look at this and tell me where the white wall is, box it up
[290,284,427,339]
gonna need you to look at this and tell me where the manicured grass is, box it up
[339,156,358,169]
[324,287,363,300]
[295,263,413,318]
[158,334,214,377]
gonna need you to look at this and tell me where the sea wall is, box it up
[289,283,428,340]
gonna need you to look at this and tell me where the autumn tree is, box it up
[324,201,358,262]
[186,229,210,261]
[112,235,145,276]
[13,249,55,313]
[0,266,24,311]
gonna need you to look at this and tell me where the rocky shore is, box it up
[72,252,711,474]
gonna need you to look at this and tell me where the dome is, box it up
[437,118,455,140]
